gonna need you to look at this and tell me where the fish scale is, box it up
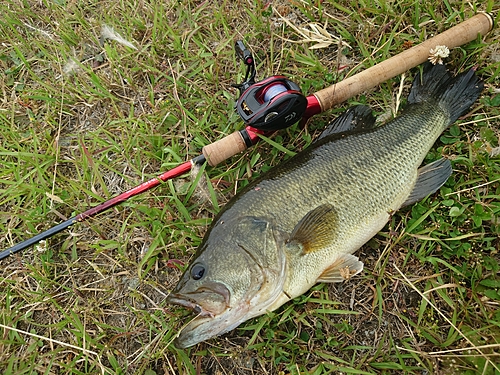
[222,104,447,233]
[167,63,484,348]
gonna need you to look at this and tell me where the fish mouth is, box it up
[169,305,249,349]
[166,283,252,348]
[167,281,231,317]
[166,293,216,318]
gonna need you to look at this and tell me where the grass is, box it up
[0,0,499,373]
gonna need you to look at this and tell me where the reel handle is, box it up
[233,41,307,131]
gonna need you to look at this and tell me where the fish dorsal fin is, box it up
[316,105,377,142]
[402,158,452,208]
[288,204,338,254]
[317,254,364,283]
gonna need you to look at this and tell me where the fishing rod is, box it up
[0,12,493,261]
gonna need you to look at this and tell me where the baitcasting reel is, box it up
[233,41,307,131]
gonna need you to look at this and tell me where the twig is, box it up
[394,73,406,115]
[445,178,500,196]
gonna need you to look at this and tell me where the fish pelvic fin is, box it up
[316,105,377,142]
[402,158,452,207]
[317,254,364,283]
[287,204,338,254]
[408,62,484,125]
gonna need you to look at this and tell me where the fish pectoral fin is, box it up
[288,204,338,254]
[317,254,364,283]
[316,105,377,142]
[402,158,452,207]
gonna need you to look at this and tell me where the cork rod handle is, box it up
[202,131,248,166]
[314,12,494,111]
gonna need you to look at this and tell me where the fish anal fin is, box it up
[402,158,452,208]
[316,105,377,142]
[317,254,364,283]
[288,204,338,254]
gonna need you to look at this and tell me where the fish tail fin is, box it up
[408,62,484,124]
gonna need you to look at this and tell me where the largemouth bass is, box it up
[167,63,483,348]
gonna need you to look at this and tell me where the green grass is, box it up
[1,0,499,374]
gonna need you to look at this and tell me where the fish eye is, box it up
[191,264,206,280]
